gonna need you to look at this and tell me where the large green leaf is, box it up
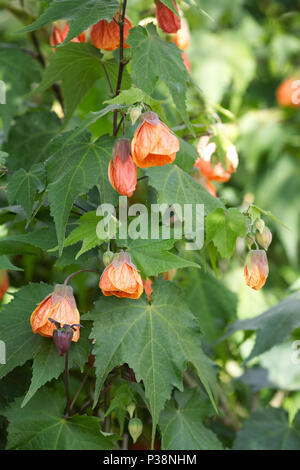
[127,24,190,129]
[233,408,300,450]
[46,131,117,253]
[0,256,23,271]
[125,238,200,278]
[159,389,222,450]
[224,292,300,360]
[145,164,223,216]
[0,48,41,138]
[182,268,237,341]
[18,0,119,44]
[206,208,247,259]
[22,324,91,407]
[0,228,58,253]
[63,211,106,259]
[1,388,115,450]
[7,164,45,220]
[175,138,198,172]
[83,279,217,444]
[33,43,105,124]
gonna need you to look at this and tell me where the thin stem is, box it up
[101,61,114,96]
[137,175,148,182]
[70,368,92,412]
[113,0,128,136]
[73,202,88,213]
[64,351,71,416]
[64,269,98,285]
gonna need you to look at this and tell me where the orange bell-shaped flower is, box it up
[100,251,143,299]
[194,136,232,183]
[276,77,300,108]
[131,112,179,168]
[0,270,9,300]
[173,18,190,50]
[244,250,269,290]
[30,284,81,341]
[50,23,86,48]
[108,139,137,197]
[156,0,181,34]
[90,12,132,51]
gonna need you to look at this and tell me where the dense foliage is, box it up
[0,0,299,451]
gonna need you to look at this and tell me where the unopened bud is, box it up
[130,106,142,125]
[126,402,136,419]
[255,219,265,234]
[128,418,143,443]
[103,250,114,266]
[256,227,272,250]
[50,319,82,356]
[246,234,255,250]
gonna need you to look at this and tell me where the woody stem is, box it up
[63,269,98,285]
[113,0,128,136]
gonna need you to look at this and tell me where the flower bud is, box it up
[103,250,114,266]
[128,418,143,444]
[0,270,9,300]
[156,1,181,34]
[51,321,82,356]
[108,139,137,197]
[256,227,272,250]
[244,250,269,290]
[126,402,136,419]
[163,269,177,281]
[130,106,142,125]
[255,218,265,234]
[142,278,152,302]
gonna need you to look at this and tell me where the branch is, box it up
[113,0,128,136]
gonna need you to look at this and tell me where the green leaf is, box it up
[0,255,23,271]
[0,48,41,138]
[224,292,300,360]
[46,131,117,253]
[4,110,61,171]
[233,408,300,450]
[83,279,217,444]
[183,268,237,341]
[159,0,180,16]
[175,138,198,172]
[145,164,224,216]
[1,388,115,450]
[206,208,247,259]
[18,0,119,44]
[63,211,106,259]
[33,43,105,124]
[0,283,52,379]
[159,389,222,450]
[125,238,200,278]
[104,86,161,109]
[21,323,91,407]
[0,228,58,253]
[127,24,191,129]
[7,164,45,220]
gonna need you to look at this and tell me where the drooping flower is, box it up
[90,12,132,51]
[50,23,86,48]
[194,135,239,183]
[173,18,190,50]
[99,251,143,299]
[0,270,9,300]
[276,77,300,108]
[108,138,137,197]
[244,250,269,290]
[30,284,81,341]
[142,278,153,301]
[256,227,272,251]
[156,0,181,34]
[131,112,179,168]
